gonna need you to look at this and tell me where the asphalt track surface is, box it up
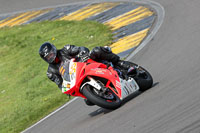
[2,0,200,133]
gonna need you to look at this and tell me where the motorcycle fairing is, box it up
[61,58,139,100]
[83,63,122,98]
[61,59,85,97]
[119,78,139,99]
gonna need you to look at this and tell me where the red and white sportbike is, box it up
[60,57,153,109]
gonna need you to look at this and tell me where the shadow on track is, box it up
[88,82,159,117]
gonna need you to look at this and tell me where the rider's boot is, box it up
[115,60,132,70]
[115,60,137,75]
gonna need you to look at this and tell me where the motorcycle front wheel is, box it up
[82,85,121,110]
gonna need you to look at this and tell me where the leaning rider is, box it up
[39,42,133,105]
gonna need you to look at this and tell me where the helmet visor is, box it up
[46,52,56,63]
[44,46,57,63]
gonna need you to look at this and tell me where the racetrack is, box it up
[2,0,200,132]
[0,0,87,14]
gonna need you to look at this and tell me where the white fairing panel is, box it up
[120,78,139,99]
[69,60,77,88]
[62,60,77,93]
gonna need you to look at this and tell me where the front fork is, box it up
[81,76,119,100]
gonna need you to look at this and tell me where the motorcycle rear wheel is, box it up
[127,62,153,92]
[82,85,121,109]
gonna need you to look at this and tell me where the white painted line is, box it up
[21,97,78,133]
[126,0,165,60]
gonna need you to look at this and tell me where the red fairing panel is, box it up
[63,59,122,99]
[84,64,122,98]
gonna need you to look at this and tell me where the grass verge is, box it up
[0,20,113,133]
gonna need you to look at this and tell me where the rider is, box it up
[39,42,133,105]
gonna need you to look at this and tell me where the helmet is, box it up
[39,42,57,63]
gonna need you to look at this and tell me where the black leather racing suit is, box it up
[46,45,120,89]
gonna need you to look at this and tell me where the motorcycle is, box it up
[60,56,153,109]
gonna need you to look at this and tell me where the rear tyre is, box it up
[126,62,153,92]
[82,85,121,109]
[135,68,153,91]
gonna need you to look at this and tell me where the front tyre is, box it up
[82,85,121,109]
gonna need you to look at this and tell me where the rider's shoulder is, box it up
[63,44,76,50]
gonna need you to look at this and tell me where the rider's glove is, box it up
[77,51,89,62]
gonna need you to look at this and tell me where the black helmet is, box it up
[39,42,57,63]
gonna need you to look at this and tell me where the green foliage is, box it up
[0,20,112,133]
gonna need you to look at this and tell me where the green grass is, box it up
[0,20,113,133]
